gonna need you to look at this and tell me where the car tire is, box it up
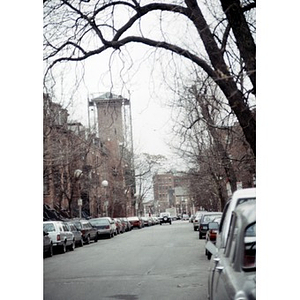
[47,243,53,257]
[207,252,212,260]
[70,240,75,251]
[94,235,98,242]
[194,227,197,231]
[199,233,202,239]
[61,241,67,253]
[79,238,84,247]
[86,235,90,244]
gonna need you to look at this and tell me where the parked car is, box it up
[189,215,195,223]
[89,217,115,238]
[207,201,256,300]
[199,212,222,239]
[43,231,53,258]
[127,216,142,229]
[114,218,125,234]
[43,221,75,253]
[120,217,132,231]
[152,217,159,225]
[205,217,221,260]
[72,219,98,244]
[182,214,189,221]
[66,222,84,247]
[193,211,206,231]
[141,217,151,226]
[215,187,256,250]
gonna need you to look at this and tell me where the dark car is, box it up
[207,201,256,300]
[67,222,84,247]
[89,217,115,239]
[199,212,222,239]
[205,217,221,260]
[43,231,53,258]
[159,213,172,225]
[120,217,132,231]
[72,219,98,244]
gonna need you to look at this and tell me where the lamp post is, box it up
[102,180,108,216]
[134,193,140,217]
[74,169,83,218]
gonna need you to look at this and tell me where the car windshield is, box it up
[90,219,109,225]
[43,223,55,232]
[203,214,221,223]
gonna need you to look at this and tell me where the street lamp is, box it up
[134,193,139,217]
[74,169,83,218]
[102,180,108,216]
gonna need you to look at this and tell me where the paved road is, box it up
[44,220,210,300]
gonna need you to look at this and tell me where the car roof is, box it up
[202,212,222,215]
[231,187,256,201]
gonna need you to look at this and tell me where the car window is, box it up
[74,222,82,229]
[224,213,237,259]
[43,223,55,232]
[237,197,256,206]
[243,222,256,269]
[203,214,221,223]
[90,219,109,225]
[62,224,69,231]
[229,221,239,263]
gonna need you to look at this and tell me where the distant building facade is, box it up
[153,172,193,215]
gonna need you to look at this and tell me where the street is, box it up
[44,220,210,300]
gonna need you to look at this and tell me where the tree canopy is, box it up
[44,0,256,155]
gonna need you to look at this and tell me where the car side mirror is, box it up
[43,231,49,236]
[208,222,219,230]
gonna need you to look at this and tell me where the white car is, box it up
[207,201,256,300]
[193,211,207,231]
[215,187,256,250]
[43,221,75,253]
[182,214,189,221]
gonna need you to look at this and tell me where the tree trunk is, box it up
[185,0,256,156]
[220,0,256,93]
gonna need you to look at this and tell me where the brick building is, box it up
[153,172,193,215]
[43,92,135,219]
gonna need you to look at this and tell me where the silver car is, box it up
[89,217,115,239]
[43,221,75,253]
[193,211,206,231]
[207,201,256,300]
[67,222,84,247]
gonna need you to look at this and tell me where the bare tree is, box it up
[43,0,256,156]
[135,153,167,202]
[168,72,255,210]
